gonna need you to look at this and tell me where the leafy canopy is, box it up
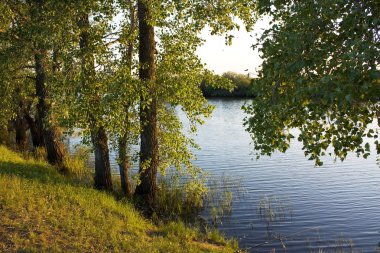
[244,0,380,165]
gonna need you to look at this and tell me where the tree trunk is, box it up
[14,116,28,151]
[34,51,66,167]
[79,13,112,191]
[24,113,44,147]
[118,3,136,197]
[31,0,66,169]
[92,126,113,190]
[134,0,158,209]
[118,137,132,196]
[91,127,112,191]
[14,91,29,151]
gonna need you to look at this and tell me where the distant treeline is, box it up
[201,72,255,98]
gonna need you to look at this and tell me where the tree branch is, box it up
[102,31,121,39]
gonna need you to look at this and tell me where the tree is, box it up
[130,0,258,208]
[244,0,380,165]
[77,8,113,191]
[29,0,64,166]
[98,0,140,196]
[115,0,138,197]
[0,0,74,167]
[1,0,258,205]
[0,2,37,148]
[13,87,29,151]
[201,72,252,98]
[133,0,157,207]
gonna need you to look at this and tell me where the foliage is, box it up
[141,0,260,181]
[0,1,81,123]
[0,0,260,178]
[201,72,254,98]
[244,0,380,165]
[0,146,237,253]
[0,0,260,210]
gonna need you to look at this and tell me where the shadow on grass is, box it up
[0,161,73,186]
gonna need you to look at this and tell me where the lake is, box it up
[69,99,380,253]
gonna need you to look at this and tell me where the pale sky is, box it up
[113,14,270,76]
[197,17,270,76]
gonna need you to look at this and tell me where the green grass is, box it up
[0,146,238,253]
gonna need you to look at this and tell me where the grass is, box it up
[257,195,293,225]
[206,174,246,226]
[307,233,362,253]
[0,146,238,253]
[153,172,245,228]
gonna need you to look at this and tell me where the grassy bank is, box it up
[0,146,238,253]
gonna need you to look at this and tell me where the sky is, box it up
[113,13,270,76]
[196,17,270,76]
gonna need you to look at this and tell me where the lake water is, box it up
[69,99,380,253]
